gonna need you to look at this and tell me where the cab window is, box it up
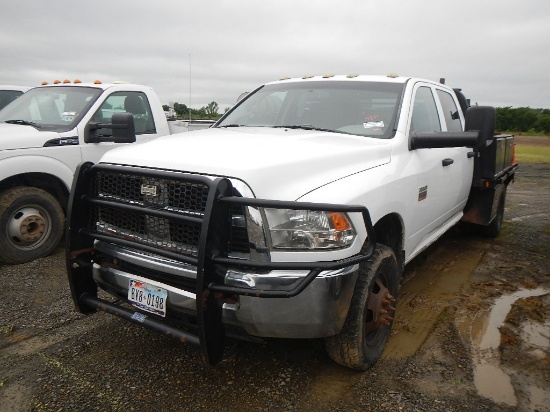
[93,92,156,136]
[436,90,463,132]
[410,86,441,132]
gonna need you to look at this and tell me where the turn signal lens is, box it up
[329,212,352,231]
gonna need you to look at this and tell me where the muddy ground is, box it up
[0,138,549,412]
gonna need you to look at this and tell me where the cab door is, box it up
[79,91,161,163]
[434,87,473,209]
[405,84,470,253]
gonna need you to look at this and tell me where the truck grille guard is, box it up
[66,162,376,364]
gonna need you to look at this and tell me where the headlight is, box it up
[265,208,356,250]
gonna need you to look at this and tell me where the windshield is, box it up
[217,80,404,138]
[0,86,102,132]
[0,90,25,111]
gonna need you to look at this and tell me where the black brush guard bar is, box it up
[66,162,376,365]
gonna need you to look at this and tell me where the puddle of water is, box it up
[473,360,517,407]
[467,287,549,408]
[522,320,550,349]
[528,385,550,412]
[476,287,548,350]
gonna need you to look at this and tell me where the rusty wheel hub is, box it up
[365,278,396,334]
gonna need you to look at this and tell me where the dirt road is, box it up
[0,161,548,411]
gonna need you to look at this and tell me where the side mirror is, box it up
[84,113,136,143]
[465,106,496,146]
[410,131,480,150]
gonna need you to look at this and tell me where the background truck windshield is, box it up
[0,86,102,132]
[0,90,25,111]
[218,81,404,138]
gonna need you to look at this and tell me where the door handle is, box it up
[442,158,454,166]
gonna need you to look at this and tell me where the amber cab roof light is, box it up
[41,79,101,85]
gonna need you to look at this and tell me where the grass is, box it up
[514,136,550,164]
[515,146,550,164]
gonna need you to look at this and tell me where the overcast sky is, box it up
[1,0,549,111]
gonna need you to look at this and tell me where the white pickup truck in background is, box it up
[0,80,192,264]
[66,74,518,370]
[0,85,29,111]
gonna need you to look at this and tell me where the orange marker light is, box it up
[74,79,81,84]
[53,80,61,84]
[329,212,351,231]
[63,79,70,84]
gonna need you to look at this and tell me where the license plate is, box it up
[128,279,167,317]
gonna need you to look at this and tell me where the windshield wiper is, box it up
[218,124,244,128]
[274,125,341,133]
[5,119,41,129]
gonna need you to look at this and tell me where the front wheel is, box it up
[0,187,65,264]
[325,244,400,370]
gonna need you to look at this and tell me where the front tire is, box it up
[325,244,400,370]
[0,187,64,264]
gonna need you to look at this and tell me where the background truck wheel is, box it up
[0,187,64,264]
[480,189,506,238]
[324,244,400,370]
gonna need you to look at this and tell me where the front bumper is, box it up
[91,241,359,338]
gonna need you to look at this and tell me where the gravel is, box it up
[0,163,548,412]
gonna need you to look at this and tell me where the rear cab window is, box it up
[436,89,463,132]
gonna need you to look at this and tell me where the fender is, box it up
[298,160,408,247]
[0,151,80,190]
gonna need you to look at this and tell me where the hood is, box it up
[101,127,392,200]
[0,123,61,150]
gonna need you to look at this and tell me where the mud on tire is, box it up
[325,244,400,370]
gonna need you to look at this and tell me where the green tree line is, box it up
[163,101,223,120]
[496,107,550,134]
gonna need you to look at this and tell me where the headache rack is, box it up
[66,162,376,364]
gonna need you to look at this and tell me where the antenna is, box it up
[189,53,192,124]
